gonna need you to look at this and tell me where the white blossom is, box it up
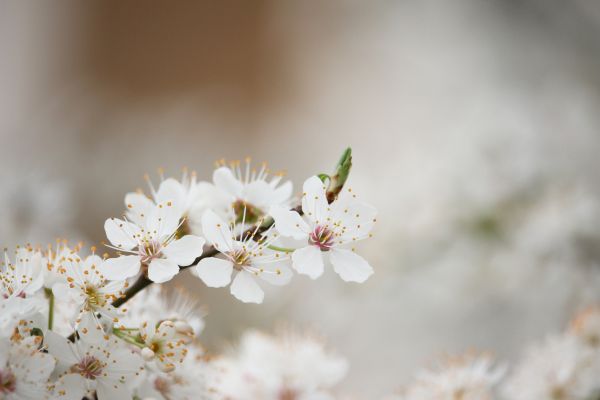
[400,353,504,400]
[195,209,292,304]
[102,201,205,283]
[45,330,144,400]
[0,336,55,400]
[139,319,189,373]
[215,330,348,400]
[270,176,376,282]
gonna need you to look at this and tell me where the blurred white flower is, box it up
[215,330,348,400]
[270,176,376,282]
[1,246,44,300]
[45,330,144,400]
[195,209,292,303]
[398,353,504,400]
[136,346,218,400]
[502,333,600,400]
[0,336,55,400]
[103,201,205,283]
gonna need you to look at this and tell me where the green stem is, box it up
[267,245,296,253]
[113,328,144,348]
[44,288,54,331]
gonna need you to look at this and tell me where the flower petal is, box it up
[271,180,293,205]
[330,189,378,241]
[292,245,325,279]
[213,167,243,198]
[230,271,264,303]
[302,176,329,224]
[125,192,154,224]
[101,255,141,280]
[146,201,180,239]
[258,264,293,286]
[44,331,78,365]
[104,218,139,250]
[201,209,233,252]
[148,258,180,283]
[195,257,233,287]
[54,374,87,400]
[329,248,373,283]
[163,235,205,266]
[269,205,310,240]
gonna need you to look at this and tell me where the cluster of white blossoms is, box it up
[0,149,380,399]
[382,306,600,400]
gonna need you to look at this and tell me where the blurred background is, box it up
[2,0,600,397]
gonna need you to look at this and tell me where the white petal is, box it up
[101,255,141,280]
[44,331,78,364]
[104,218,139,250]
[51,282,71,300]
[156,178,186,206]
[125,192,154,224]
[269,205,309,240]
[243,180,272,207]
[195,257,233,287]
[148,258,180,283]
[302,176,330,224]
[201,209,233,252]
[329,248,373,283]
[54,374,87,400]
[76,312,105,344]
[213,166,243,198]
[146,202,180,238]
[96,380,131,400]
[292,245,325,279]
[162,235,205,266]
[271,180,293,205]
[258,264,293,286]
[330,190,378,241]
[230,271,264,303]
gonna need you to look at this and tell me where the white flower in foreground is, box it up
[125,169,215,236]
[211,159,293,226]
[0,336,55,400]
[1,247,44,300]
[103,201,205,283]
[270,176,377,282]
[402,353,504,400]
[502,333,600,400]
[139,319,189,372]
[51,250,126,340]
[45,330,144,400]
[136,346,218,400]
[195,210,292,304]
[215,330,348,400]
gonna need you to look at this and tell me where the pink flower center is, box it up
[0,369,16,394]
[139,240,163,264]
[309,226,334,251]
[71,356,104,380]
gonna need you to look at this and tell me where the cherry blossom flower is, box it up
[51,250,127,340]
[210,158,293,227]
[401,353,505,400]
[195,209,292,303]
[102,201,205,283]
[139,319,190,372]
[0,336,55,400]
[0,246,44,300]
[214,330,348,400]
[270,176,377,282]
[45,330,144,400]
[125,169,215,237]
